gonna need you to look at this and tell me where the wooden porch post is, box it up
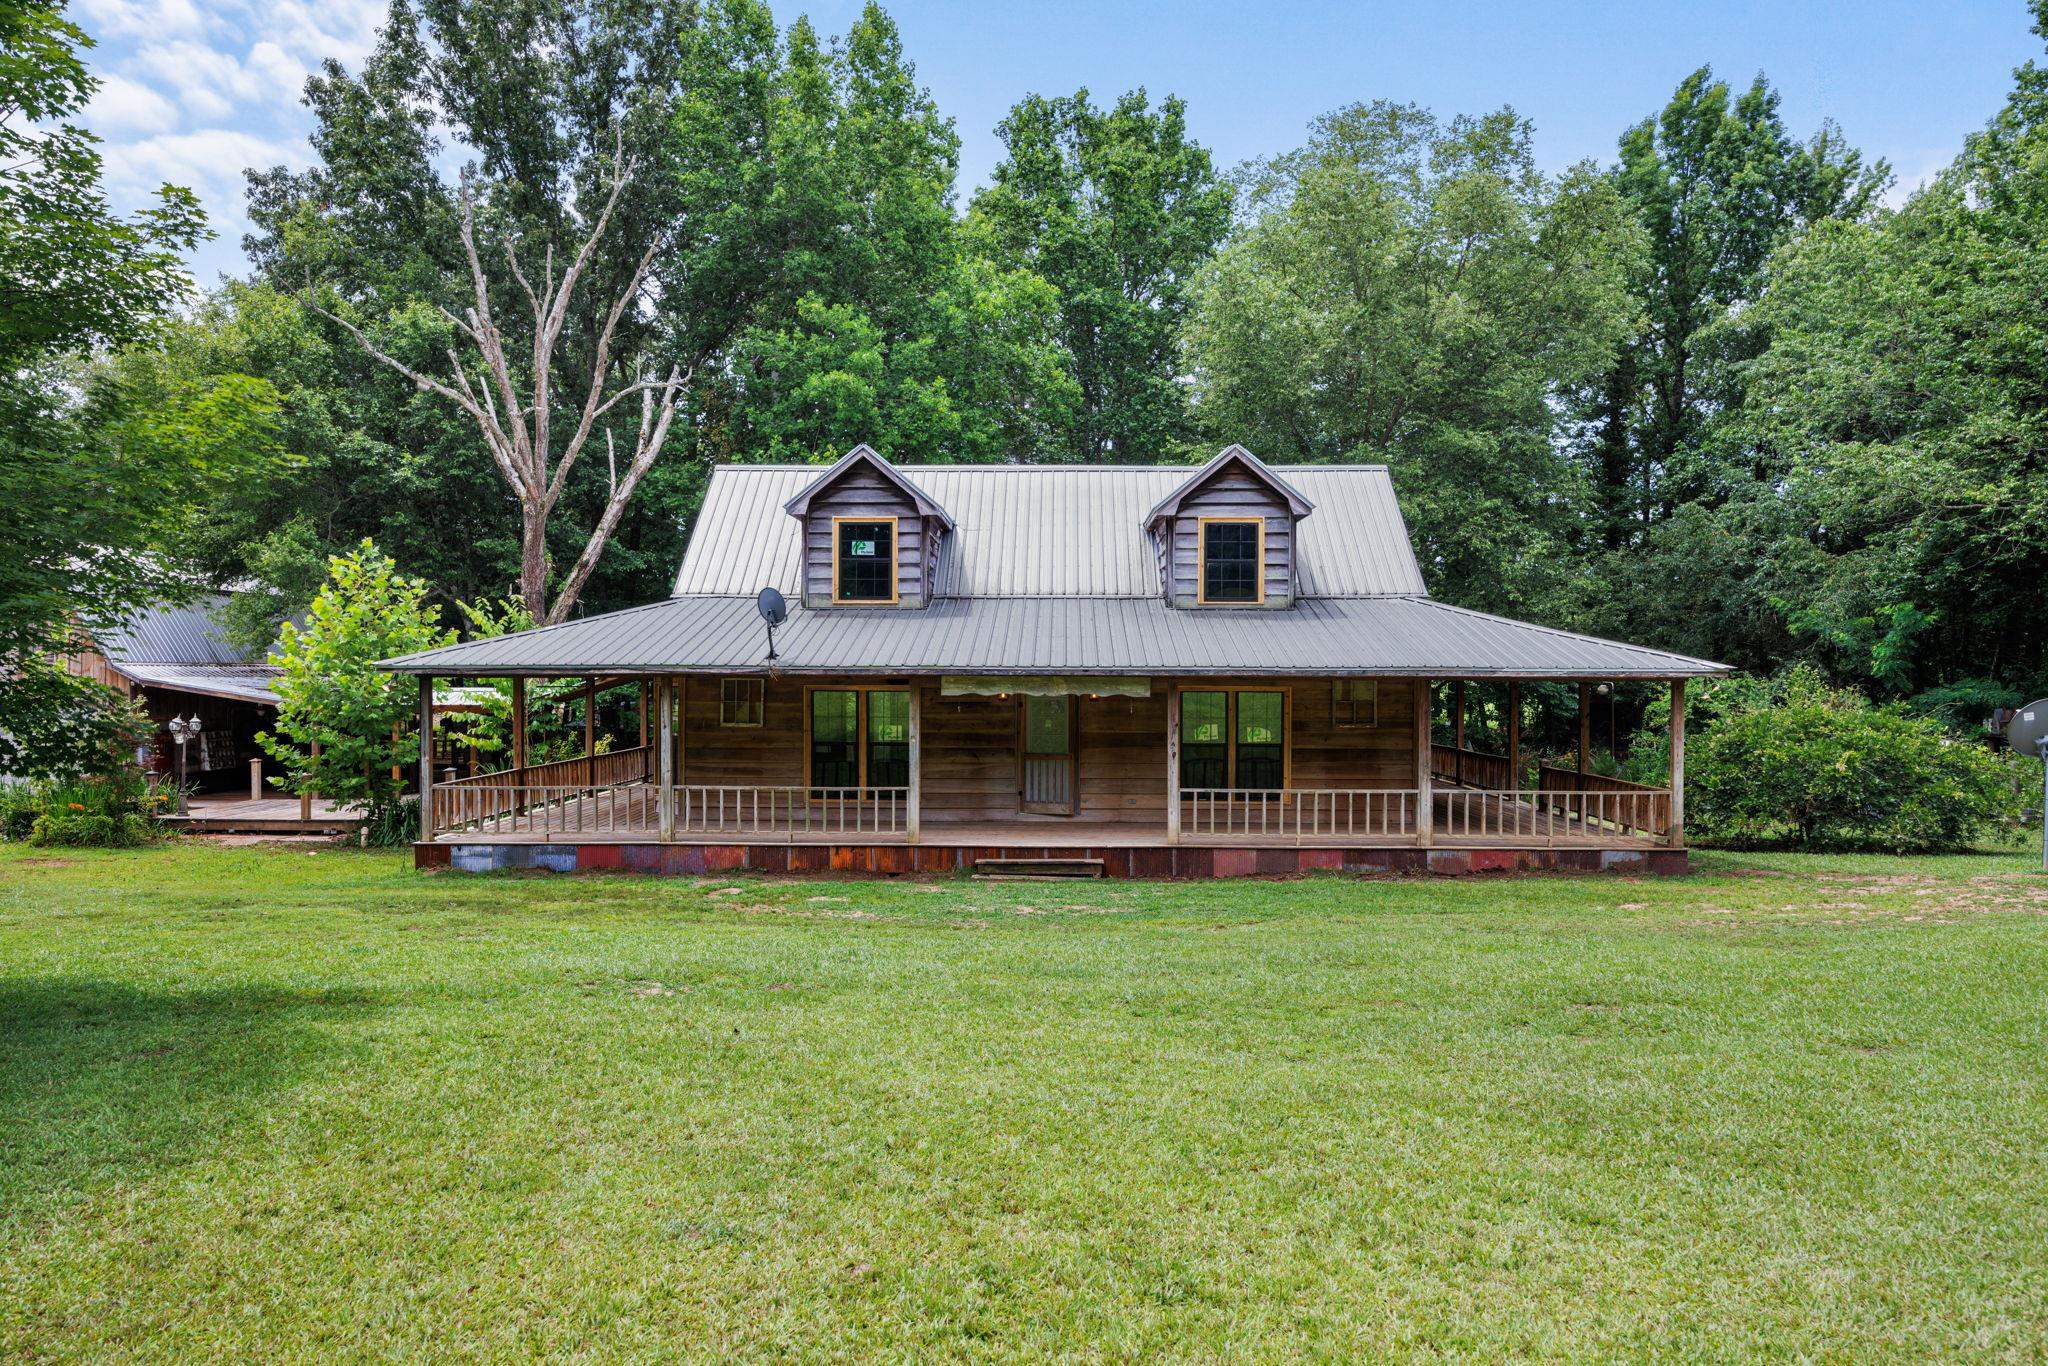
[1668,679,1686,847]
[906,683,922,844]
[657,677,675,841]
[417,676,435,843]
[582,678,596,759]
[1576,681,1592,775]
[1452,679,1466,784]
[1165,684,1181,844]
[1414,679,1433,847]
[511,676,528,772]
[301,740,320,821]
[1506,681,1522,791]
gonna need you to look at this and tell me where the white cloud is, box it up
[74,0,209,41]
[84,73,178,133]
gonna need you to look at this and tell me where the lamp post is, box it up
[167,714,200,814]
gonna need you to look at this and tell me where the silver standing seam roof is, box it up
[93,593,284,705]
[382,459,1730,679]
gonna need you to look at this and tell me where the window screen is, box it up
[810,690,859,788]
[1201,520,1261,603]
[720,678,764,727]
[835,520,896,602]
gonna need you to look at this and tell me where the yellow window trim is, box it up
[1194,516,1266,605]
[830,515,901,605]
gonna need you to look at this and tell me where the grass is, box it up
[2,842,2046,1359]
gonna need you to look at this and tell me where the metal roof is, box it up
[93,593,261,665]
[382,594,1729,679]
[109,663,281,706]
[675,462,1428,598]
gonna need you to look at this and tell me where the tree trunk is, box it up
[519,501,549,621]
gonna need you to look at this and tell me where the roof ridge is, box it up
[707,462,1393,473]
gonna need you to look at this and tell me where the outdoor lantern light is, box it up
[167,714,201,813]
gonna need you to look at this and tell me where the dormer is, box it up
[1145,444,1314,609]
[783,444,954,609]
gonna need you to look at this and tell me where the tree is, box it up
[1183,102,1640,612]
[1582,69,1886,544]
[969,89,1231,461]
[259,542,452,827]
[251,0,785,624]
[0,1,273,776]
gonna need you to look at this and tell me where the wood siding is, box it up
[800,465,931,608]
[672,675,1419,828]
[1161,465,1296,607]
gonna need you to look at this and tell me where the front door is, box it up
[1020,695,1078,815]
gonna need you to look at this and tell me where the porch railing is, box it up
[672,786,909,837]
[1180,788,1419,842]
[434,745,653,829]
[1535,766,1672,839]
[434,780,661,837]
[1430,743,1517,790]
[1440,784,1670,842]
[433,780,910,840]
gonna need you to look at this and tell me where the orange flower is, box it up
[66,802,85,810]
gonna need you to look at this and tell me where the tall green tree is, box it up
[0,1,272,775]
[1697,2,2048,700]
[1582,69,1886,545]
[969,89,1231,461]
[713,6,1075,463]
[1184,102,1641,612]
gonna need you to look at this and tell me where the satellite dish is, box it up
[756,586,786,661]
[2009,699,2048,756]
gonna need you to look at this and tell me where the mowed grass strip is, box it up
[1,843,2045,1358]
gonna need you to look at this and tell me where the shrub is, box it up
[362,794,420,848]
[1689,678,2016,852]
[20,775,168,848]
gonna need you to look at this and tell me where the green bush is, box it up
[1689,674,2017,852]
[8,775,171,849]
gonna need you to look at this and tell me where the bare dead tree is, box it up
[305,144,686,625]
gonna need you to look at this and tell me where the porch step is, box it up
[972,857,1105,880]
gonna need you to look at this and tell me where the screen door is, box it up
[1020,695,1077,815]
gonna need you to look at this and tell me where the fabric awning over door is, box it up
[939,675,1152,699]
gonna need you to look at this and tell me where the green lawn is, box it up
[3,844,2046,1358]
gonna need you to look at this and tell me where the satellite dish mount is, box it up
[756,587,788,662]
[2006,698,2048,873]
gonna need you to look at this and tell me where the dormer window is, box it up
[834,518,896,603]
[1198,518,1263,604]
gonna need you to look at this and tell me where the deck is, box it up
[163,794,360,835]
[420,780,1684,877]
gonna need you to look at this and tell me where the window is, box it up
[1333,679,1378,728]
[866,689,910,788]
[809,687,911,789]
[720,678,764,727]
[834,519,896,603]
[1198,518,1263,604]
[1179,688,1285,790]
[810,690,860,788]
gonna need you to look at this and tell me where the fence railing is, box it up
[1535,766,1672,838]
[434,781,661,837]
[1430,744,1518,791]
[1179,788,1419,842]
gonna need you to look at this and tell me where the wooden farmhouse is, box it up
[384,444,1730,877]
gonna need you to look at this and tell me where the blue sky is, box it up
[75,0,2042,287]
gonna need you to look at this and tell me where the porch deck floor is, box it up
[163,794,360,833]
[429,783,1664,851]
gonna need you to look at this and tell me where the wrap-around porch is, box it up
[411,674,1687,868]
